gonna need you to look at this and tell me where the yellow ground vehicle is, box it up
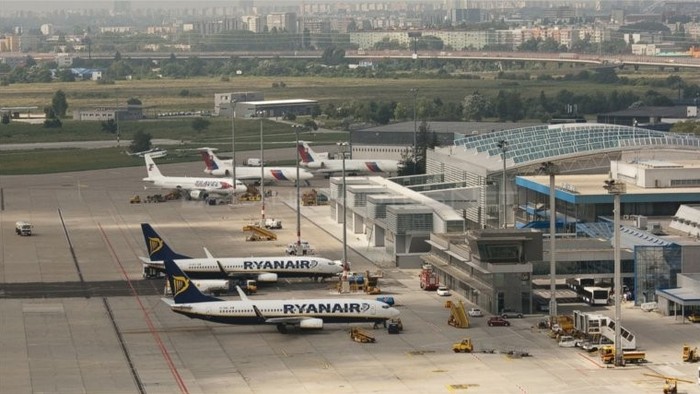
[452,338,474,353]
[242,225,277,241]
[130,195,141,204]
[350,328,375,343]
[643,373,695,394]
[599,345,646,365]
[682,345,699,362]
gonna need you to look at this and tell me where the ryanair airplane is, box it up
[140,224,344,282]
[161,259,400,333]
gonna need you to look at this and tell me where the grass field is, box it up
[0,68,693,174]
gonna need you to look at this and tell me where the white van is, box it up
[15,221,33,236]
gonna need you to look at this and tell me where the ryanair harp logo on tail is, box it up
[171,275,190,297]
[148,236,163,256]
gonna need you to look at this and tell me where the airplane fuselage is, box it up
[144,176,246,196]
[302,159,400,174]
[205,162,314,182]
[142,256,343,279]
[170,298,399,326]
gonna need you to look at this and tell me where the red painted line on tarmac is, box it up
[578,352,605,368]
[99,224,189,394]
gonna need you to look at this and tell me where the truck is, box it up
[285,241,313,255]
[15,221,32,236]
[244,158,261,167]
[419,264,439,291]
[264,218,282,229]
[599,345,646,365]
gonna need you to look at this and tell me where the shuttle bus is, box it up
[580,286,611,306]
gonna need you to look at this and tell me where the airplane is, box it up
[127,147,167,158]
[297,141,401,175]
[199,148,314,184]
[139,223,345,281]
[161,258,400,333]
[142,154,247,200]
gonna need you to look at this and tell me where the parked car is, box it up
[558,336,579,348]
[500,309,524,319]
[436,286,451,296]
[467,308,483,317]
[688,312,700,323]
[487,317,511,327]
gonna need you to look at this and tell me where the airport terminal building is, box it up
[334,123,700,315]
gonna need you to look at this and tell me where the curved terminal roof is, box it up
[453,123,700,169]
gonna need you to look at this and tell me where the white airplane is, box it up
[142,154,247,200]
[297,141,401,174]
[161,258,400,333]
[140,224,344,281]
[198,148,314,183]
[128,147,167,158]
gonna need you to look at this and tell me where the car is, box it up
[436,286,451,296]
[688,312,700,323]
[487,317,511,327]
[467,308,483,317]
[558,336,579,348]
[500,309,524,319]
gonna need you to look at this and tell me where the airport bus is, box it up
[580,286,611,306]
[566,277,595,293]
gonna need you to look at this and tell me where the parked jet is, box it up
[297,141,401,175]
[199,148,314,183]
[140,223,344,281]
[161,258,400,333]
[142,154,247,200]
[128,147,167,158]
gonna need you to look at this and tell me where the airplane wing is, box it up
[250,304,314,325]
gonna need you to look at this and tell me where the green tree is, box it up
[462,91,492,121]
[101,119,118,134]
[191,117,211,133]
[129,130,152,153]
[52,90,68,117]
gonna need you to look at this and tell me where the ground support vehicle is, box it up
[446,300,469,328]
[130,195,141,203]
[15,221,32,236]
[419,264,439,291]
[302,189,328,206]
[599,345,646,365]
[264,218,282,229]
[682,345,699,362]
[285,241,314,255]
[643,373,695,394]
[350,328,375,343]
[243,225,277,241]
[452,338,474,353]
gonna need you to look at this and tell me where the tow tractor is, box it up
[452,338,474,353]
[643,373,695,394]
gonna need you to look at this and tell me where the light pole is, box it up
[337,142,349,273]
[293,124,303,255]
[540,161,560,321]
[410,88,418,164]
[603,176,626,366]
[496,139,509,228]
[231,98,237,201]
[258,111,266,227]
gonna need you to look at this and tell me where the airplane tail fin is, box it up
[141,223,191,261]
[199,148,219,172]
[164,259,219,304]
[144,154,163,179]
[297,141,317,164]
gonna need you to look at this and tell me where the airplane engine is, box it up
[189,190,203,199]
[210,169,228,177]
[256,273,278,282]
[299,318,323,329]
[305,161,324,169]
